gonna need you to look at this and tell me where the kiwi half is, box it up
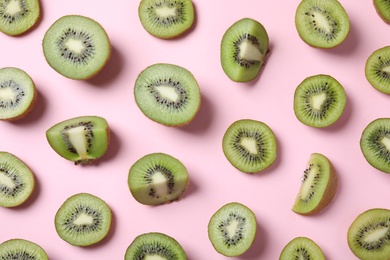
[292,153,338,215]
[279,237,325,260]
[294,74,346,128]
[125,232,187,260]
[365,46,390,94]
[295,0,350,48]
[220,18,269,82]
[348,208,390,260]
[128,153,189,205]
[134,63,201,126]
[0,239,48,260]
[374,0,390,23]
[42,15,111,80]
[46,116,110,165]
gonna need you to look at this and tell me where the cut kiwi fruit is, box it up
[292,153,337,215]
[222,119,277,173]
[374,0,390,23]
[125,232,187,260]
[128,153,189,205]
[134,63,201,126]
[42,15,111,80]
[295,0,350,48]
[0,67,37,121]
[208,202,257,257]
[365,46,390,94]
[46,116,110,165]
[0,152,35,207]
[0,238,48,260]
[55,193,112,246]
[0,0,40,36]
[220,18,269,82]
[279,237,325,260]
[138,0,194,39]
[294,74,346,128]
[347,208,390,260]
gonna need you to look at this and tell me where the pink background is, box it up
[1,0,390,259]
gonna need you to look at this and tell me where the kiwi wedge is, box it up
[294,74,346,128]
[374,0,390,23]
[208,202,257,257]
[0,238,48,260]
[279,237,325,260]
[365,46,390,94]
[220,18,269,82]
[134,63,201,126]
[138,0,194,39]
[46,116,110,165]
[347,208,390,260]
[295,0,350,48]
[222,119,277,173]
[55,193,112,246]
[125,232,187,260]
[42,15,111,80]
[292,153,337,215]
[128,153,189,205]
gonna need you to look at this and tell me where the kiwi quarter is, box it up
[128,153,189,205]
[45,116,110,165]
[295,0,350,48]
[294,74,346,128]
[220,18,269,82]
[347,208,390,260]
[0,238,48,260]
[374,0,390,23]
[134,63,201,126]
[279,237,325,260]
[365,46,390,94]
[42,15,111,80]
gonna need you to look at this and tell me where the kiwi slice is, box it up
[294,74,346,128]
[295,0,350,48]
[208,202,257,257]
[128,153,189,205]
[138,0,194,39]
[55,193,112,246]
[0,67,37,121]
[125,232,187,260]
[292,153,337,215]
[134,63,200,126]
[42,15,111,80]
[46,116,110,165]
[220,18,269,82]
[279,237,325,260]
[347,208,390,260]
[0,238,48,259]
[374,0,390,23]
[222,119,277,173]
[365,46,390,94]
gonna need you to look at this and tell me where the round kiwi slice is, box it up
[222,119,277,173]
[0,238,48,260]
[365,46,390,94]
[279,237,325,260]
[347,208,390,260]
[294,74,346,128]
[134,63,201,126]
[374,0,390,23]
[55,193,112,247]
[138,0,194,39]
[42,15,111,80]
[128,153,189,205]
[295,0,350,48]
[208,202,257,257]
[125,232,187,260]
[220,18,269,82]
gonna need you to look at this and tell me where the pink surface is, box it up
[1,0,389,259]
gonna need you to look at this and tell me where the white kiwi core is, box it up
[151,171,168,197]
[0,87,17,102]
[155,6,176,18]
[145,255,167,260]
[300,166,317,198]
[155,86,179,102]
[240,138,258,154]
[363,226,389,243]
[311,92,327,110]
[312,11,332,33]
[226,219,239,238]
[65,126,88,157]
[5,0,21,15]
[239,41,262,62]
[73,212,94,225]
[381,137,390,151]
[0,171,16,189]
[65,38,85,54]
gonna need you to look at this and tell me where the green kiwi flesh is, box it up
[138,0,194,39]
[374,0,390,23]
[0,239,48,260]
[221,18,269,82]
[134,63,201,126]
[347,208,390,260]
[55,193,112,247]
[279,237,325,260]
[294,74,346,128]
[46,116,110,165]
[128,153,189,205]
[208,202,257,257]
[0,0,40,36]
[42,15,111,80]
[125,232,187,260]
[222,119,277,173]
[295,0,350,48]
[365,46,390,94]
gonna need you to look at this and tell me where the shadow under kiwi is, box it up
[238,222,267,259]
